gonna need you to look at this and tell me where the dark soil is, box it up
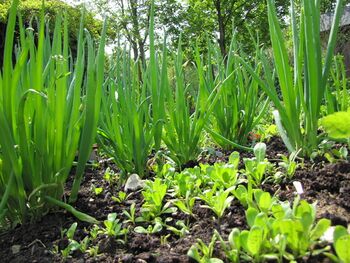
[1,137,349,263]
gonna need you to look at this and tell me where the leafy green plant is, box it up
[0,0,105,228]
[134,218,163,235]
[166,220,189,238]
[206,162,239,189]
[325,225,350,263]
[320,109,350,146]
[172,191,196,217]
[172,167,204,198]
[277,151,300,180]
[140,178,176,221]
[112,191,129,203]
[99,213,128,243]
[199,185,234,219]
[243,143,271,186]
[91,184,103,196]
[269,197,332,260]
[60,222,92,259]
[188,234,223,263]
[238,0,344,156]
[60,222,79,259]
[123,203,136,224]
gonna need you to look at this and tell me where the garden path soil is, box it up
[1,138,349,263]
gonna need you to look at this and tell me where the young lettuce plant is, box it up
[98,213,128,243]
[237,0,344,156]
[172,191,196,217]
[244,143,271,186]
[140,178,176,221]
[188,234,223,263]
[324,225,350,263]
[0,0,105,227]
[134,217,163,235]
[199,184,234,219]
[320,109,350,147]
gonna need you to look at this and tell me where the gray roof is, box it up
[321,6,350,32]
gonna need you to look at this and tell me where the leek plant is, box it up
[325,55,349,114]
[0,0,106,228]
[98,2,165,177]
[238,0,344,156]
[98,49,154,177]
[205,33,268,150]
[162,40,234,167]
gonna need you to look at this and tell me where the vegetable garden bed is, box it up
[1,137,349,262]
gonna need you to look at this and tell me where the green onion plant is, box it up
[162,39,235,167]
[205,32,268,150]
[98,2,165,177]
[238,0,344,156]
[0,0,106,228]
[325,55,349,114]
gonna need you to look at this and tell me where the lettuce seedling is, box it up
[206,163,239,189]
[166,220,190,238]
[188,234,223,263]
[123,203,136,224]
[243,143,271,186]
[134,218,163,235]
[61,222,90,259]
[100,213,128,243]
[199,185,234,218]
[172,191,196,217]
[272,199,331,260]
[324,225,350,263]
[141,178,176,220]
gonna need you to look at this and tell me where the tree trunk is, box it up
[214,0,226,57]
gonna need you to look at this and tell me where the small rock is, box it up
[121,253,134,263]
[215,151,224,158]
[136,252,152,261]
[11,245,21,254]
[124,174,145,192]
[104,192,112,201]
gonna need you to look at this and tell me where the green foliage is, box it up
[134,218,163,234]
[0,0,103,37]
[238,0,344,156]
[204,33,268,150]
[325,56,350,114]
[188,234,224,263]
[162,39,235,167]
[100,213,128,241]
[215,192,333,262]
[140,178,176,221]
[98,49,154,177]
[332,226,350,263]
[98,4,166,176]
[0,0,106,228]
[199,185,234,218]
[320,110,350,139]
